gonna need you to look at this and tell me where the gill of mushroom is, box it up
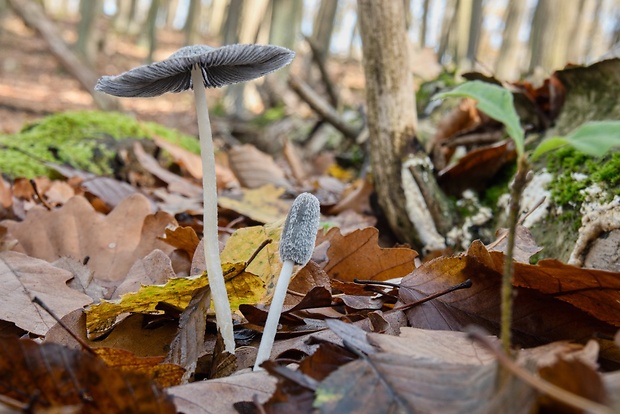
[95,44,295,354]
[254,193,321,370]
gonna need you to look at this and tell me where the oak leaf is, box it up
[316,227,417,282]
[2,194,177,285]
[218,184,291,224]
[0,251,92,336]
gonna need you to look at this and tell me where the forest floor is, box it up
[0,15,208,136]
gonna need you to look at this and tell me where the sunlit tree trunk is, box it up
[312,0,338,57]
[357,0,451,250]
[495,0,527,80]
[569,0,598,64]
[438,0,457,64]
[420,0,431,48]
[221,0,243,44]
[208,0,229,38]
[184,0,200,44]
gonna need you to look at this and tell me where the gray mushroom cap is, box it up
[95,44,295,98]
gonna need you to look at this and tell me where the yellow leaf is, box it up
[218,184,290,223]
[85,262,264,338]
[221,221,284,296]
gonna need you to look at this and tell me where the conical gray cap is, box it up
[95,44,295,97]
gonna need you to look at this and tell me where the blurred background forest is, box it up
[1,0,619,137]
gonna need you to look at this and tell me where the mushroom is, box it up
[95,44,295,354]
[254,193,320,370]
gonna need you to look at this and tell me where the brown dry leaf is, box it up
[153,135,203,180]
[0,176,12,209]
[367,327,496,365]
[400,241,616,347]
[0,251,92,336]
[110,249,177,299]
[218,184,291,224]
[54,256,107,301]
[133,141,203,197]
[152,188,203,215]
[0,337,175,413]
[169,370,276,414]
[487,225,543,263]
[313,351,534,413]
[94,347,184,388]
[43,181,75,205]
[2,194,177,284]
[316,227,417,282]
[45,310,178,357]
[165,287,210,383]
[326,178,374,215]
[538,357,608,413]
[159,226,200,261]
[48,163,141,208]
[228,144,292,190]
[510,258,620,327]
[438,140,517,195]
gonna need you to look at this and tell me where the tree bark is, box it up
[312,0,338,58]
[183,0,200,45]
[8,0,120,111]
[420,0,431,48]
[144,0,160,63]
[76,0,101,65]
[495,0,527,80]
[357,0,450,250]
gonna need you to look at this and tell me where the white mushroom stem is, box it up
[191,65,235,354]
[254,259,295,370]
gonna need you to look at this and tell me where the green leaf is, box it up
[531,137,569,160]
[563,121,620,157]
[434,81,524,156]
[533,121,620,160]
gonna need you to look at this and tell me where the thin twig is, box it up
[391,279,472,312]
[32,296,97,355]
[353,279,401,289]
[500,156,529,353]
[29,179,52,210]
[467,327,614,414]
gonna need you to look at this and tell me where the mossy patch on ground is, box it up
[0,111,199,178]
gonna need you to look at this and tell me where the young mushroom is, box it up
[254,193,321,370]
[95,44,295,354]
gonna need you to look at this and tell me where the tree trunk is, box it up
[312,0,338,58]
[357,0,451,250]
[221,0,243,45]
[208,0,229,38]
[76,0,101,65]
[183,0,200,45]
[144,0,160,63]
[438,0,457,64]
[495,0,527,80]
[420,0,431,48]
[466,0,483,66]
[8,0,120,111]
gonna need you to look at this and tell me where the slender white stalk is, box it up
[254,259,295,370]
[191,66,235,354]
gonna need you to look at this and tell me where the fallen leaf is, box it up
[94,347,185,388]
[169,370,276,414]
[399,241,616,347]
[54,256,107,301]
[45,310,178,357]
[159,226,200,261]
[314,352,534,414]
[85,262,264,339]
[0,337,176,413]
[219,221,283,294]
[110,249,178,299]
[2,194,176,284]
[228,144,292,190]
[487,225,543,263]
[153,135,203,180]
[368,327,496,365]
[218,184,291,224]
[133,141,203,197]
[0,251,92,336]
[317,227,417,282]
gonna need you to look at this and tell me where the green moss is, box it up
[545,147,620,207]
[481,163,516,207]
[0,111,198,178]
[251,105,286,127]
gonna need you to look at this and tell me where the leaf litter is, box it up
[0,86,619,412]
